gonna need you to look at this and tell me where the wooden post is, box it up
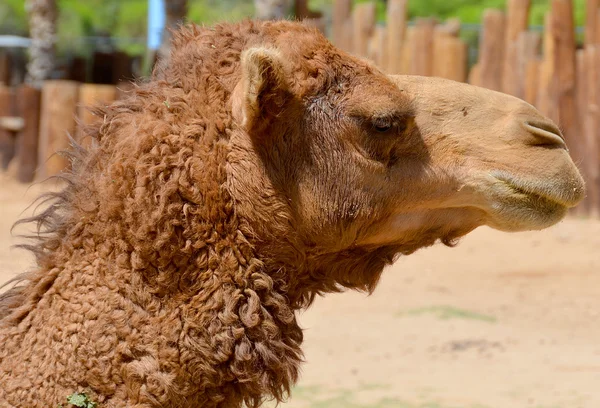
[38,80,79,179]
[513,31,541,100]
[468,63,482,87]
[400,26,414,74]
[449,38,468,83]
[333,0,354,53]
[433,29,451,78]
[438,18,462,37]
[77,84,117,145]
[579,47,600,216]
[352,2,376,57]
[575,49,589,215]
[76,84,117,147]
[433,31,468,82]
[479,9,506,91]
[368,26,387,69]
[0,52,11,86]
[537,13,556,121]
[386,0,407,74]
[550,0,579,159]
[15,85,41,183]
[503,0,531,95]
[594,46,600,216]
[597,9,600,45]
[410,18,436,76]
[524,58,540,106]
[0,84,15,169]
[586,0,600,46]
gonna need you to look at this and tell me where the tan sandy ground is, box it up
[1,174,599,408]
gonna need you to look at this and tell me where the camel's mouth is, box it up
[482,171,585,231]
[493,172,584,208]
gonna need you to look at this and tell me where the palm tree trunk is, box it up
[25,0,57,88]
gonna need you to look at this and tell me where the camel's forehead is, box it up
[346,77,413,115]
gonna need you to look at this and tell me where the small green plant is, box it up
[396,305,497,323]
[60,392,98,408]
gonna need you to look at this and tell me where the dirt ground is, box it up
[1,173,599,408]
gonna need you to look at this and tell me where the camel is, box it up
[0,20,584,408]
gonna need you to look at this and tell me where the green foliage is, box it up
[396,305,497,323]
[0,1,589,57]
[188,0,254,24]
[0,0,28,35]
[347,0,588,26]
[349,0,586,26]
[62,392,98,408]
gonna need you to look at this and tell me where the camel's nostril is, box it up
[523,120,567,150]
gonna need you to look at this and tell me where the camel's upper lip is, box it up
[491,172,585,209]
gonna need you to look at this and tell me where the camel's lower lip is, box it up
[501,181,566,208]
[479,175,572,231]
[492,173,584,209]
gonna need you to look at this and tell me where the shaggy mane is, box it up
[0,136,89,324]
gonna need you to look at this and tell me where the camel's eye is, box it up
[372,117,394,133]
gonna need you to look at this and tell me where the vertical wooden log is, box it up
[591,46,600,216]
[0,52,11,86]
[479,10,506,91]
[537,13,557,121]
[433,32,467,82]
[343,19,355,54]
[574,46,600,217]
[524,59,540,106]
[586,0,600,46]
[439,18,462,37]
[433,29,451,78]
[449,38,468,82]
[0,85,15,169]
[514,31,541,100]
[575,49,590,215]
[468,63,482,87]
[352,2,376,57]
[400,26,414,74]
[596,9,600,45]
[332,0,354,53]
[503,0,531,95]
[550,0,579,160]
[386,0,407,74]
[15,85,41,183]
[38,80,79,179]
[77,84,117,145]
[410,18,436,77]
[368,26,388,69]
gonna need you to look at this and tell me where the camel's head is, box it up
[228,23,585,259]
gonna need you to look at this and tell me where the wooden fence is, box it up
[0,0,598,217]
[0,81,126,183]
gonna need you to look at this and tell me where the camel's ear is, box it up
[235,47,290,132]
